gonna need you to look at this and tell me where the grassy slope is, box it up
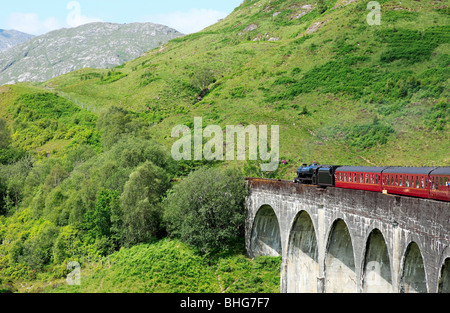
[2,0,449,176]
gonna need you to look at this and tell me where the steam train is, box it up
[294,163,450,202]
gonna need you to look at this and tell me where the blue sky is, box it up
[0,0,243,35]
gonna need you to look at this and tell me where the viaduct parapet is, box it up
[245,178,450,293]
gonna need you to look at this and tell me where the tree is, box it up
[190,66,216,92]
[0,156,33,213]
[84,189,119,241]
[190,66,217,101]
[317,0,326,14]
[0,178,6,216]
[119,161,171,247]
[0,118,10,149]
[22,222,58,269]
[164,167,248,252]
[53,225,81,264]
[96,106,132,150]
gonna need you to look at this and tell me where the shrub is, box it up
[378,26,449,64]
[425,99,449,131]
[164,167,248,252]
[119,161,171,247]
[345,119,394,150]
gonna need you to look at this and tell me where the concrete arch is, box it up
[324,218,357,293]
[399,241,427,293]
[249,205,282,257]
[286,210,319,293]
[438,249,450,293]
[361,229,393,293]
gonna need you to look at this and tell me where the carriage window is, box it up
[361,174,364,183]
[441,177,443,188]
[445,177,448,188]
[416,177,419,189]
[406,176,410,187]
[376,175,378,184]
[344,173,347,182]
[421,177,424,189]
[371,175,374,184]
[399,176,403,187]
[432,178,435,190]
[354,173,357,182]
[366,175,369,184]
[411,177,415,188]
[391,176,394,186]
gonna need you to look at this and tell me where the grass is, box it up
[43,239,281,293]
[27,0,447,173]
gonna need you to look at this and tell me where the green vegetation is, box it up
[0,113,255,292]
[0,0,449,292]
[7,92,99,151]
[99,71,128,85]
[50,239,282,293]
[164,167,247,252]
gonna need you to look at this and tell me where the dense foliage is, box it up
[164,167,248,252]
[0,93,251,292]
[51,239,282,293]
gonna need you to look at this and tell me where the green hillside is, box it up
[2,0,449,171]
[39,0,450,170]
[0,0,449,293]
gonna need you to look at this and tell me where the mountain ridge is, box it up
[0,29,34,53]
[0,22,183,86]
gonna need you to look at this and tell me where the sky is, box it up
[0,0,243,36]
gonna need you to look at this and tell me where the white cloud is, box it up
[146,8,228,34]
[6,13,62,35]
[66,1,102,28]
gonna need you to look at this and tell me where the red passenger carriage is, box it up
[335,166,387,193]
[430,167,450,202]
[382,167,437,199]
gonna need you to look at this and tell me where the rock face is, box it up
[0,22,183,86]
[0,29,34,53]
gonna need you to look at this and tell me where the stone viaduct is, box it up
[245,178,450,293]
